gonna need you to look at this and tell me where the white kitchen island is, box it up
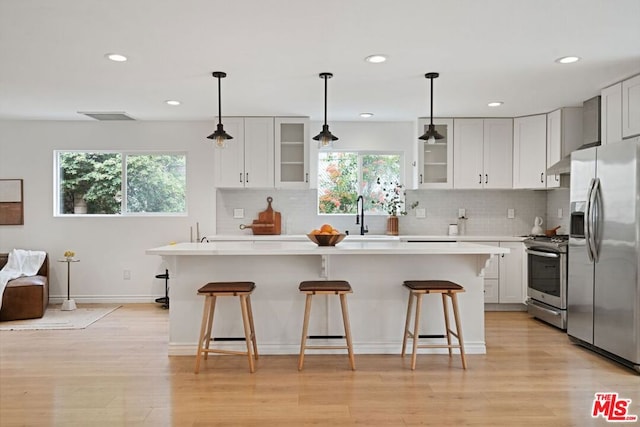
[146,240,509,356]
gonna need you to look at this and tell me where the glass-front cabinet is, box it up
[417,118,454,188]
[275,117,309,189]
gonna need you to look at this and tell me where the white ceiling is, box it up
[1,0,639,123]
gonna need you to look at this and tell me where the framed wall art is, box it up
[0,179,24,225]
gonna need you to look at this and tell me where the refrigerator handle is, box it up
[585,178,596,262]
[590,178,601,262]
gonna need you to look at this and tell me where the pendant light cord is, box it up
[323,75,328,126]
[217,76,222,126]
[429,76,434,126]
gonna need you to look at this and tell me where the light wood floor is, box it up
[1,304,638,426]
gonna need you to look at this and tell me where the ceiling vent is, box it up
[78,111,135,121]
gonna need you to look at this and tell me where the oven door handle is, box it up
[525,249,560,258]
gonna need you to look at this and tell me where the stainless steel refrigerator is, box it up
[568,137,640,373]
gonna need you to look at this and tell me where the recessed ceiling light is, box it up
[555,56,580,64]
[105,53,128,62]
[488,101,503,107]
[360,112,374,118]
[165,100,181,106]
[365,54,387,63]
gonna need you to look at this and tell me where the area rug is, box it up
[0,305,121,331]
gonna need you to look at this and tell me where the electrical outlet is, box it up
[557,208,563,218]
[415,208,426,218]
[507,208,515,219]
[123,270,131,280]
[233,208,244,219]
[458,208,466,218]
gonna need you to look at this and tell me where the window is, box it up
[317,151,403,215]
[55,151,186,215]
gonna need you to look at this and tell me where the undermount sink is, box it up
[344,234,400,241]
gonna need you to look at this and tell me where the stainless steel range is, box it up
[525,235,568,330]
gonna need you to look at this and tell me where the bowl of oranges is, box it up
[307,224,346,246]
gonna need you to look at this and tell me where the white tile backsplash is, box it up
[216,188,548,237]
[545,188,571,233]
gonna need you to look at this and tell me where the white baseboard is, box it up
[484,303,527,312]
[168,341,486,356]
[49,295,159,304]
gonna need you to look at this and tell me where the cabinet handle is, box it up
[419,174,423,184]
[305,172,309,183]
[485,174,488,184]
[478,174,482,184]
[246,173,249,183]
[540,172,544,183]
[239,173,243,183]
[555,175,559,182]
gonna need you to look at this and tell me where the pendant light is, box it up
[207,71,233,148]
[418,72,444,143]
[313,72,338,149]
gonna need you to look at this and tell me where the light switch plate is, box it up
[557,208,563,218]
[507,208,515,219]
[233,208,244,219]
[415,208,426,218]
[458,208,466,218]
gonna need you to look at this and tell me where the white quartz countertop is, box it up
[147,241,510,256]
[204,234,527,242]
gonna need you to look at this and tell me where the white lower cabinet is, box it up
[498,242,525,303]
[479,241,526,306]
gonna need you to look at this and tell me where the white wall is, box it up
[0,121,217,302]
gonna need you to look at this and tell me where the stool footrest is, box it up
[212,337,247,342]
[308,335,345,339]
[305,345,350,350]
[202,348,251,356]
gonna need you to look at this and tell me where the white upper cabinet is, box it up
[513,114,547,189]
[453,119,483,188]
[274,117,309,189]
[417,118,454,189]
[546,107,583,188]
[214,117,274,188]
[453,118,512,189]
[483,119,514,189]
[601,83,623,145]
[622,74,640,138]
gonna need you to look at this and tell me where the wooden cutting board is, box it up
[239,197,281,235]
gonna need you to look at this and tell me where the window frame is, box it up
[317,150,404,216]
[53,150,188,217]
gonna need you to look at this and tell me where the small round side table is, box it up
[58,258,80,311]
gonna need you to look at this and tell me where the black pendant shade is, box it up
[313,72,338,148]
[419,72,444,142]
[207,71,233,148]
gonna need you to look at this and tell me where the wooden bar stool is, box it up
[194,281,258,374]
[401,280,467,370]
[298,280,355,370]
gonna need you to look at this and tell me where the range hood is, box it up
[546,142,600,175]
[546,96,601,175]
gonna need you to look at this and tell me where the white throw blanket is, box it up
[0,249,47,311]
